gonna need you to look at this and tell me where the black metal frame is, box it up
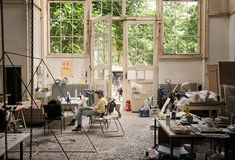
[0,1,97,160]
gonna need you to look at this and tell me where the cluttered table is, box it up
[157,112,234,160]
[0,133,30,160]
[0,104,29,132]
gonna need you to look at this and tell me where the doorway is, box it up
[123,21,157,112]
[111,21,123,102]
[90,15,112,98]
[6,67,22,105]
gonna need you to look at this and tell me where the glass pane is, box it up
[61,3,73,20]
[50,3,61,19]
[176,36,187,54]
[113,1,122,16]
[73,37,84,54]
[49,2,85,54]
[93,21,110,66]
[73,20,84,36]
[186,37,198,53]
[112,21,123,66]
[50,37,60,53]
[61,20,72,36]
[92,1,102,16]
[164,35,176,54]
[92,0,111,16]
[50,20,60,36]
[128,24,153,66]
[62,37,72,53]
[73,3,84,19]
[126,0,156,17]
[92,0,121,17]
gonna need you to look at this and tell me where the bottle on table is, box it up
[166,109,171,125]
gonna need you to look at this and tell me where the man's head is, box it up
[95,89,105,98]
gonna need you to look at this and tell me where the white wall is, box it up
[229,13,235,61]
[0,4,27,97]
[45,57,89,85]
[208,17,230,64]
[158,59,203,84]
[0,3,43,100]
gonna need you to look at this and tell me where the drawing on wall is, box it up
[61,60,73,77]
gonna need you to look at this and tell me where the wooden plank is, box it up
[208,0,229,15]
[207,64,219,94]
[189,102,225,106]
[230,0,235,14]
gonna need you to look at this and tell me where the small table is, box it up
[60,97,88,111]
[157,119,230,160]
[0,133,30,160]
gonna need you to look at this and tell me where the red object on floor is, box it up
[125,100,132,111]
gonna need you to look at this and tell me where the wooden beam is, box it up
[3,0,25,4]
[208,0,229,15]
[229,0,235,15]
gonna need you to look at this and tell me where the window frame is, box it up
[46,0,206,58]
[48,0,86,56]
[159,0,205,58]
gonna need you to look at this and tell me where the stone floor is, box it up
[6,111,232,160]
[8,112,154,160]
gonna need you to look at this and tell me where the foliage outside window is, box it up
[128,24,154,66]
[163,1,199,55]
[93,21,110,66]
[112,22,123,66]
[126,0,156,17]
[49,2,84,54]
[92,0,122,17]
[92,0,156,66]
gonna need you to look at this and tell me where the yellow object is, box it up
[184,104,190,117]
[95,97,108,113]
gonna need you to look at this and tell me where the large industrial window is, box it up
[49,2,84,54]
[163,1,199,55]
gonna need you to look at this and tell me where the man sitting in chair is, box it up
[72,89,107,131]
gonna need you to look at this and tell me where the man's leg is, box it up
[68,105,82,126]
[72,107,93,131]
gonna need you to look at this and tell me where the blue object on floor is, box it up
[139,109,150,117]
